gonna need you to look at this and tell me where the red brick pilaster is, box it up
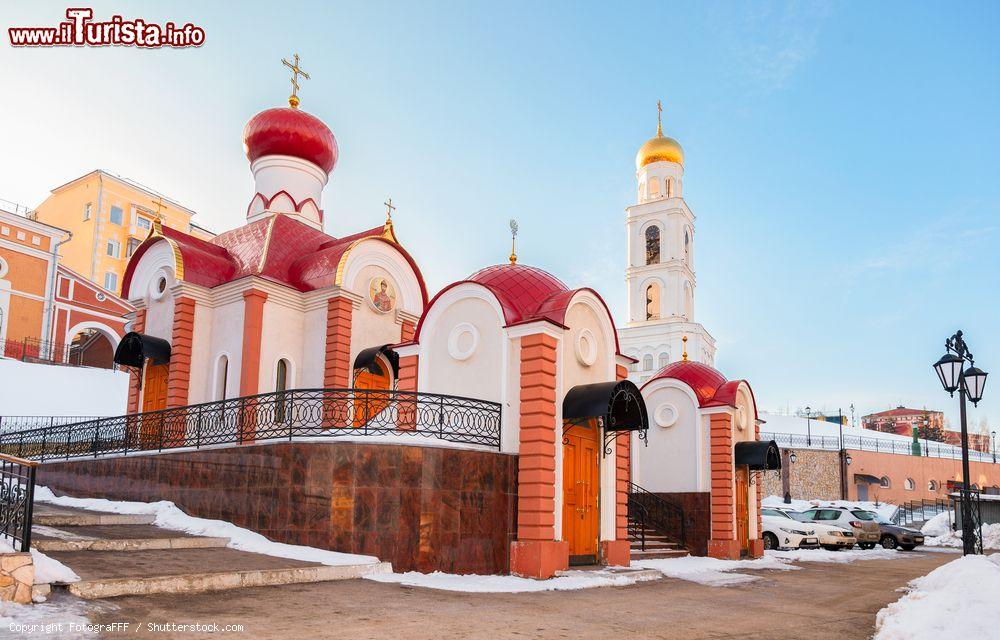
[166,297,195,409]
[126,309,147,414]
[239,290,268,444]
[510,332,568,579]
[396,353,418,430]
[400,319,416,342]
[324,297,353,388]
[708,412,738,559]
[614,364,631,546]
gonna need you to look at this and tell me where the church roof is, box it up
[122,214,426,300]
[643,360,756,417]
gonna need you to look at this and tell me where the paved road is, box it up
[90,551,956,639]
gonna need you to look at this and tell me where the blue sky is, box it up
[1,1,998,431]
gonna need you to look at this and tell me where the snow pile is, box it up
[924,522,1000,550]
[920,512,952,537]
[35,487,380,567]
[367,568,660,593]
[634,555,796,586]
[0,594,99,638]
[769,548,902,563]
[874,554,1000,640]
[762,494,898,520]
[0,539,79,585]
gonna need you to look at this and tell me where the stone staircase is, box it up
[627,525,689,560]
[32,504,390,599]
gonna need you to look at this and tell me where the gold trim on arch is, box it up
[148,218,185,280]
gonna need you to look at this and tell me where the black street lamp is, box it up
[933,330,990,556]
[992,430,997,465]
[805,406,812,446]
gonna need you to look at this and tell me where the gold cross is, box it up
[384,197,396,221]
[509,219,518,264]
[656,99,663,137]
[282,53,310,108]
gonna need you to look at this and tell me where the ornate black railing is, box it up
[0,388,502,462]
[761,431,998,464]
[0,453,37,552]
[627,481,686,550]
[1,416,104,434]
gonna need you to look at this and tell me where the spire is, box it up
[682,335,688,361]
[508,219,518,264]
[656,99,663,137]
[282,53,310,109]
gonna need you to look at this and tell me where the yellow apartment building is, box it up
[32,170,214,295]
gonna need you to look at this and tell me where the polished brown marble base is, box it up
[38,442,518,574]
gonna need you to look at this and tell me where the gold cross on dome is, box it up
[384,198,396,221]
[282,53,310,108]
[656,99,663,137]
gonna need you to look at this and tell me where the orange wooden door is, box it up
[736,466,750,554]
[140,363,169,447]
[353,360,391,427]
[562,419,600,561]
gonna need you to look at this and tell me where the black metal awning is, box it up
[854,473,881,485]
[735,440,781,471]
[563,380,648,433]
[353,344,400,377]
[113,332,171,367]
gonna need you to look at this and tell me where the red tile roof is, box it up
[642,360,758,418]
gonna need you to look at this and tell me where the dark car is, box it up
[862,510,925,551]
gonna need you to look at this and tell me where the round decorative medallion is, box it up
[575,329,597,367]
[654,403,678,429]
[735,405,748,431]
[368,277,396,314]
[149,272,170,300]
[96,292,107,302]
[447,322,479,361]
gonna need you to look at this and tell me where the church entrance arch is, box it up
[352,345,398,427]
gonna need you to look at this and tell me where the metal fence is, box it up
[0,337,107,368]
[0,453,37,552]
[761,431,997,464]
[891,498,949,526]
[0,387,503,462]
[1,416,104,434]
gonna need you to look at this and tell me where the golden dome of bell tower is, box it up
[636,100,684,170]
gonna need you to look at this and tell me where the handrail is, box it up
[0,452,38,467]
[1,416,105,434]
[0,387,503,462]
[628,481,686,549]
[761,431,998,464]
[0,453,36,551]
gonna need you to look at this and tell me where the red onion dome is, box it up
[243,107,338,174]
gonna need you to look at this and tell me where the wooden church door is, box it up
[353,359,392,427]
[562,419,600,563]
[735,466,750,555]
[140,363,169,447]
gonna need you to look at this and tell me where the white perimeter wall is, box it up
[0,359,128,417]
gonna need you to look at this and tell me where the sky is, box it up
[1,1,998,432]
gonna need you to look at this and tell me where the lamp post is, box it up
[992,430,997,465]
[933,330,989,556]
[805,406,812,446]
[838,408,848,499]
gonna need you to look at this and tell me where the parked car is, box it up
[767,508,857,551]
[862,510,925,551]
[761,510,820,551]
[799,507,881,548]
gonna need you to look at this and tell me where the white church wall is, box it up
[501,336,521,453]
[250,155,327,211]
[418,287,505,405]
[348,263,410,378]
[340,240,422,317]
[637,380,702,493]
[257,298,305,393]
[186,301,214,405]
[205,298,244,401]
[300,303,328,388]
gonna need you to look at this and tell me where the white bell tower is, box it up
[620,103,716,383]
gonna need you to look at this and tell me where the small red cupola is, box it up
[243,107,338,174]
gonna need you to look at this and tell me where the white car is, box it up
[761,511,820,551]
[765,508,857,550]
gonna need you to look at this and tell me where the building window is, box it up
[645,283,660,320]
[648,179,660,197]
[645,226,660,265]
[137,216,152,231]
[275,358,290,423]
[126,237,141,257]
[106,239,121,258]
[84,203,92,220]
[658,353,669,369]
[31,236,40,246]
[103,272,118,292]
[928,479,938,491]
[215,355,229,401]
[16,231,25,241]
[904,478,915,491]
[642,354,653,371]
[684,228,691,262]
[0,227,7,236]
[879,476,891,488]
[109,206,123,225]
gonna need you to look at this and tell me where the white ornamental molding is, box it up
[447,322,479,361]
[654,403,678,429]
[575,328,597,367]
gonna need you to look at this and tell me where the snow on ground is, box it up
[633,555,796,586]
[35,486,380,568]
[874,553,1000,640]
[920,511,1000,549]
[0,359,127,418]
[762,494,898,520]
[0,539,79,585]
[769,548,903,564]
[920,511,951,537]
[0,593,106,639]
[367,568,661,592]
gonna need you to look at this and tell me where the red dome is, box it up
[467,264,568,325]
[243,107,338,173]
[644,360,728,406]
